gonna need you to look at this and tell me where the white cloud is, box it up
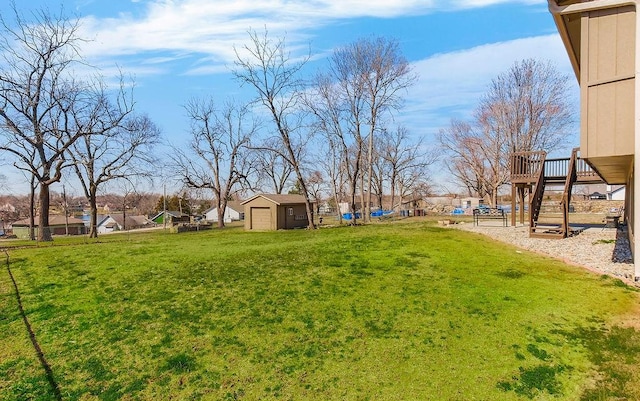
[450,0,543,8]
[400,34,580,138]
[76,0,545,75]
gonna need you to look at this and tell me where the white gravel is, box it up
[449,221,637,285]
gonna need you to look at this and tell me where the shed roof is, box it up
[241,194,310,206]
[98,214,152,228]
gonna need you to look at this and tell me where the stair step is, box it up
[530,231,565,239]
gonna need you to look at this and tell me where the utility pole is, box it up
[63,184,69,235]
[163,183,167,230]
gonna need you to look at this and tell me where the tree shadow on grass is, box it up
[497,321,640,400]
[557,324,640,400]
[3,250,62,401]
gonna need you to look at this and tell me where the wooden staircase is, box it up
[510,148,604,239]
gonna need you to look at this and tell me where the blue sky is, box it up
[1,0,579,195]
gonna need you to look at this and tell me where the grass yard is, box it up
[1,221,639,400]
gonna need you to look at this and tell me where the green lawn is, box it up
[1,221,639,400]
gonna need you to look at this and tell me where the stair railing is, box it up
[529,152,547,232]
[559,148,579,237]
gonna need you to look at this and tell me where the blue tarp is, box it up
[371,210,393,217]
[342,212,362,219]
[342,210,393,219]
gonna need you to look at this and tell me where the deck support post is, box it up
[519,187,526,225]
[511,185,516,226]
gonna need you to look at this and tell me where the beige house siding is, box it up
[581,5,635,183]
[627,169,635,251]
[549,0,640,279]
[277,204,309,229]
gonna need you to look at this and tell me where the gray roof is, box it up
[98,214,153,228]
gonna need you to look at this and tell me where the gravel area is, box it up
[449,221,638,285]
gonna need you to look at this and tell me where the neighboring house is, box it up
[12,215,87,238]
[97,214,154,233]
[588,192,607,200]
[151,210,190,225]
[204,201,244,223]
[242,194,314,231]
[549,0,639,278]
[460,197,485,209]
[317,201,334,215]
[607,185,625,201]
[338,201,374,214]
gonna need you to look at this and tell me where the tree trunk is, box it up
[366,132,374,223]
[349,169,358,225]
[89,203,98,238]
[38,184,52,241]
[217,198,226,229]
[292,165,316,229]
[122,206,127,231]
[359,173,366,223]
[331,182,342,225]
[390,174,396,213]
[89,187,99,238]
[29,178,36,241]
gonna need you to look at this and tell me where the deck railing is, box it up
[510,151,546,183]
[576,159,600,181]
[510,151,600,183]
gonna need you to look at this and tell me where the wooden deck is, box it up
[510,149,605,239]
[510,151,602,185]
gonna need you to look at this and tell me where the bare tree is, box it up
[439,59,572,206]
[479,59,573,153]
[66,80,160,238]
[254,136,296,194]
[233,29,316,229]
[307,37,415,223]
[439,119,506,205]
[356,38,416,221]
[306,170,325,211]
[0,5,87,241]
[377,127,437,212]
[314,133,346,223]
[306,65,364,224]
[173,98,257,228]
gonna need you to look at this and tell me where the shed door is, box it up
[251,207,271,230]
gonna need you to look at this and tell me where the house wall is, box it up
[12,227,30,239]
[97,217,117,234]
[206,207,241,223]
[581,5,635,183]
[460,198,484,209]
[627,166,635,265]
[13,225,86,239]
[277,204,309,229]
[551,0,640,279]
